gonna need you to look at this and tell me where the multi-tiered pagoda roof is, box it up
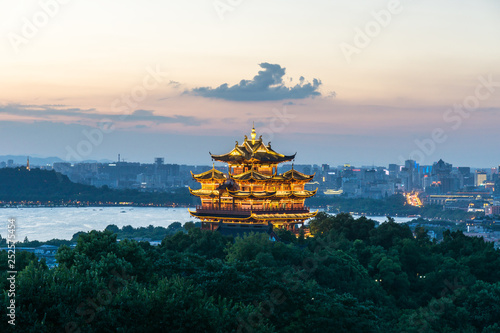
[188,126,317,236]
[210,127,295,164]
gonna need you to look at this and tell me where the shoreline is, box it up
[0,203,189,208]
[1,204,462,222]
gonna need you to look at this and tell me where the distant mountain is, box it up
[0,167,103,203]
[80,159,115,164]
[0,155,64,166]
[0,167,192,204]
[0,155,115,166]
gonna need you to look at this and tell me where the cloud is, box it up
[327,91,337,98]
[187,63,323,101]
[131,109,154,117]
[168,80,181,89]
[0,104,97,118]
[125,109,202,125]
[0,104,203,126]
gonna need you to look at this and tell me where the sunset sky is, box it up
[1,0,499,167]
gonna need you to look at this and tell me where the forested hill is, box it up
[0,167,192,205]
[1,213,500,331]
[0,167,93,201]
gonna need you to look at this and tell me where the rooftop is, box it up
[210,126,295,164]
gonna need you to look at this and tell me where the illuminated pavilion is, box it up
[188,126,317,236]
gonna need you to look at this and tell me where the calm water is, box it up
[0,207,194,242]
[0,207,412,241]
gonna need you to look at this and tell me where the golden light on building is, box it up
[188,126,317,236]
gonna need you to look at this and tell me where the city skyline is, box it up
[2,151,499,172]
[1,1,500,167]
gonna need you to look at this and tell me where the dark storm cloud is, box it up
[0,104,202,126]
[187,63,323,101]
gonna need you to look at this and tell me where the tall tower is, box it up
[27,156,30,171]
[189,126,317,236]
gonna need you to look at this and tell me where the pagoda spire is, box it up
[251,123,256,144]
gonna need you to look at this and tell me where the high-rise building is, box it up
[403,160,417,191]
[458,167,471,176]
[475,171,487,187]
[388,164,399,177]
[457,167,473,188]
[432,159,452,176]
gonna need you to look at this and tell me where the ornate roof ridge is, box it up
[229,167,272,181]
[210,126,296,164]
[188,187,220,197]
[191,166,226,180]
[281,168,315,180]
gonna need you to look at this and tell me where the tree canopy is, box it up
[1,213,500,332]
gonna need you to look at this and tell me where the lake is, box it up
[0,207,413,241]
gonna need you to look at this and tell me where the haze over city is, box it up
[1,0,499,167]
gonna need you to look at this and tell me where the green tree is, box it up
[308,211,335,235]
[369,218,413,249]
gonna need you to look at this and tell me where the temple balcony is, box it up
[194,205,310,216]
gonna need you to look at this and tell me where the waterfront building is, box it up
[188,126,317,236]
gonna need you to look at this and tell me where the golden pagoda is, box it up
[188,126,317,236]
